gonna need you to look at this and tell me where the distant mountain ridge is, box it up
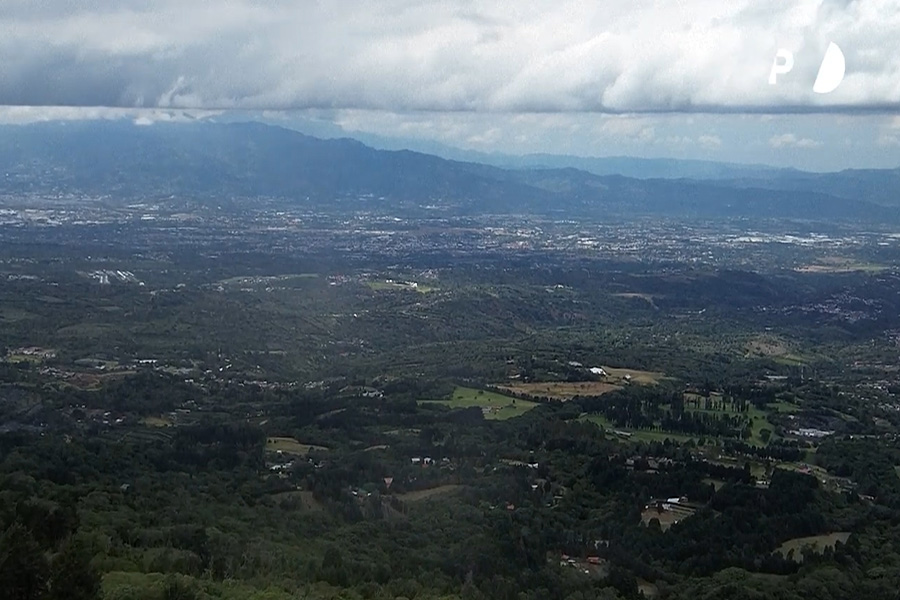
[0,120,894,222]
[478,152,798,181]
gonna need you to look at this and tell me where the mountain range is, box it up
[0,120,896,222]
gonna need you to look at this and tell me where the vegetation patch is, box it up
[56,322,116,338]
[746,404,776,445]
[745,334,794,358]
[103,571,303,600]
[795,257,887,273]
[702,478,726,491]
[776,532,851,561]
[0,307,38,322]
[420,386,536,420]
[367,280,436,293]
[614,293,659,307]
[768,400,801,413]
[498,381,621,401]
[272,490,324,512]
[219,273,320,286]
[141,415,174,428]
[396,484,463,502]
[579,414,700,444]
[266,436,328,455]
[638,579,660,598]
[641,501,698,532]
[601,366,666,385]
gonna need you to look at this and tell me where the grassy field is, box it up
[744,334,793,358]
[768,400,801,413]
[266,437,329,455]
[497,381,621,401]
[776,533,851,561]
[579,414,699,444]
[682,398,779,445]
[396,484,463,502]
[702,478,726,491]
[55,323,116,338]
[0,307,38,322]
[747,404,774,445]
[795,257,888,273]
[420,387,537,420]
[773,354,808,366]
[141,416,174,428]
[3,354,45,364]
[613,293,658,308]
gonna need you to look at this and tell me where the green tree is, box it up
[162,575,198,600]
[0,523,49,600]
[48,537,101,600]
[320,545,347,587]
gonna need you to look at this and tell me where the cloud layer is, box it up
[1,0,900,114]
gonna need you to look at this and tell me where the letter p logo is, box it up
[769,49,794,85]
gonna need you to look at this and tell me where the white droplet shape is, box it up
[813,42,845,94]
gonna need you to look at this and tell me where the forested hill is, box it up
[0,120,892,222]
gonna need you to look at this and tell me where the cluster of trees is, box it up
[576,388,751,438]
[816,438,900,504]
[3,363,900,600]
[722,439,805,462]
[0,500,100,600]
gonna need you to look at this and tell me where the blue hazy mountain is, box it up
[249,115,793,181]
[0,120,893,222]
[717,168,900,206]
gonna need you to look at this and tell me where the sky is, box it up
[2,0,900,171]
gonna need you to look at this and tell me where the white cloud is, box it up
[0,0,899,113]
[660,136,694,147]
[595,117,656,142]
[769,133,823,148]
[698,134,722,149]
[0,106,220,125]
[873,115,900,146]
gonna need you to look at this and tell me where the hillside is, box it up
[0,120,892,222]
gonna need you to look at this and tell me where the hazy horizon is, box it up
[1,1,900,171]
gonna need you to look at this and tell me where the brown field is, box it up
[602,366,665,385]
[497,381,621,400]
[395,484,463,502]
